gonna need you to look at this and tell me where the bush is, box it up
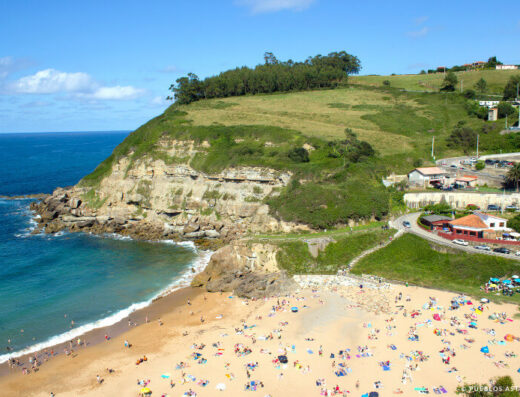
[475,161,485,171]
[268,179,389,229]
[288,147,310,163]
[382,80,391,86]
[463,89,476,99]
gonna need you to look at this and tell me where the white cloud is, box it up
[0,56,33,79]
[151,96,167,105]
[12,69,94,94]
[407,27,429,38]
[9,68,145,100]
[88,86,145,100]
[237,0,315,14]
[159,65,181,74]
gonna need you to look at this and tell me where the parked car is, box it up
[402,221,411,228]
[450,164,458,169]
[487,204,500,211]
[493,247,511,254]
[474,245,491,251]
[453,239,469,246]
[505,205,518,212]
[515,251,520,257]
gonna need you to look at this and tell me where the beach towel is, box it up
[307,349,313,354]
[383,365,391,371]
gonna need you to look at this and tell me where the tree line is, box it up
[168,51,361,104]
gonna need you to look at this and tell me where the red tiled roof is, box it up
[449,214,488,229]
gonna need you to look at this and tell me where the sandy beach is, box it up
[1,279,519,397]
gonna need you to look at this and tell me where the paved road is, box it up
[392,212,520,260]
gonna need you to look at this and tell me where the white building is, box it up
[474,211,508,231]
[496,65,518,70]
[479,100,500,108]
[408,167,448,187]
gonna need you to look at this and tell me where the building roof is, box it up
[423,215,452,223]
[449,214,489,229]
[412,167,447,176]
[456,176,478,182]
[474,211,507,223]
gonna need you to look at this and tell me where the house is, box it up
[472,61,485,68]
[488,107,498,121]
[408,167,448,187]
[474,211,508,231]
[479,101,500,108]
[496,65,518,70]
[447,212,508,239]
[455,175,478,188]
[421,215,452,230]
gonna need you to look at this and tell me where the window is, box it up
[470,231,476,236]
[500,222,504,227]
[490,223,495,227]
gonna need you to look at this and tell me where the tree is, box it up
[486,56,502,68]
[475,161,485,171]
[382,80,391,87]
[419,70,426,74]
[456,375,519,397]
[263,52,278,65]
[497,102,516,118]
[441,71,457,92]
[503,75,520,100]
[506,163,520,192]
[475,78,487,93]
[447,121,477,153]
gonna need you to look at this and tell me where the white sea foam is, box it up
[0,245,213,364]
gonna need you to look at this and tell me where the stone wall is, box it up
[404,192,520,210]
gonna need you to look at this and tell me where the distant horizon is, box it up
[0,129,131,135]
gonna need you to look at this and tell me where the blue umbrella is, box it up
[291,307,298,313]
[490,278,500,283]
[480,346,489,353]
[502,280,512,285]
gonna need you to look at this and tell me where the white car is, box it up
[453,239,469,246]
[515,251,520,257]
[474,245,491,251]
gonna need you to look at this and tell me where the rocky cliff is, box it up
[32,139,306,242]
[30,139,304,297]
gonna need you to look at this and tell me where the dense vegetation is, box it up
[276,229,394,275]
[351,234,520,303]
[457,375,520,396]
[169,51,361,104]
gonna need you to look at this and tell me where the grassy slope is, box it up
[351,233,520,303]
[350,69,519,95]
[276,229,394,275]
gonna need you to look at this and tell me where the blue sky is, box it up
[1,0,519,133]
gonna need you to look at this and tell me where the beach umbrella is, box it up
[140,387,152,395]
[503,280,512,285]
[161,373,171,379]
[216,383,226,391]
[490,278,500,283]
[512,275,519,279]
[480,298,489,303]
[480,346,489,353]
[369,392,379,397]
[505,334,515,342]
[291,307,298,313]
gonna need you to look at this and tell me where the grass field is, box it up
[350,69,519,95]
[351,233,520,304]
[275,228,394,275]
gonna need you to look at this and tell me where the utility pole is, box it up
[476,134,479,158]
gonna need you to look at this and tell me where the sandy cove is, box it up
[1,281,520,397]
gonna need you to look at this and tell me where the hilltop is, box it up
[351,69,518,96]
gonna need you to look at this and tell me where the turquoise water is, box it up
[0,132,202,362]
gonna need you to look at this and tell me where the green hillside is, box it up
[82,67,520,229]
[350,69,518,95]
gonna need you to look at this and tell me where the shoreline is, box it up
[0,285,203,378]
[1,212,214,370]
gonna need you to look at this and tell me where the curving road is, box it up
[391,212,520,260]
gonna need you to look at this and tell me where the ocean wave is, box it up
[0,247,213,364]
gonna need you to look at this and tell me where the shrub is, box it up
[475,161,485,171]
[288,147,310,163]
[463,89,476,99]
[498,102,516,119]
[382,80,391,86]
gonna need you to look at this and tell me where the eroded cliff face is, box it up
[191,242,295,298]
[31,139,304,242]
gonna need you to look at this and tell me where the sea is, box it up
[0,131,208,363]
